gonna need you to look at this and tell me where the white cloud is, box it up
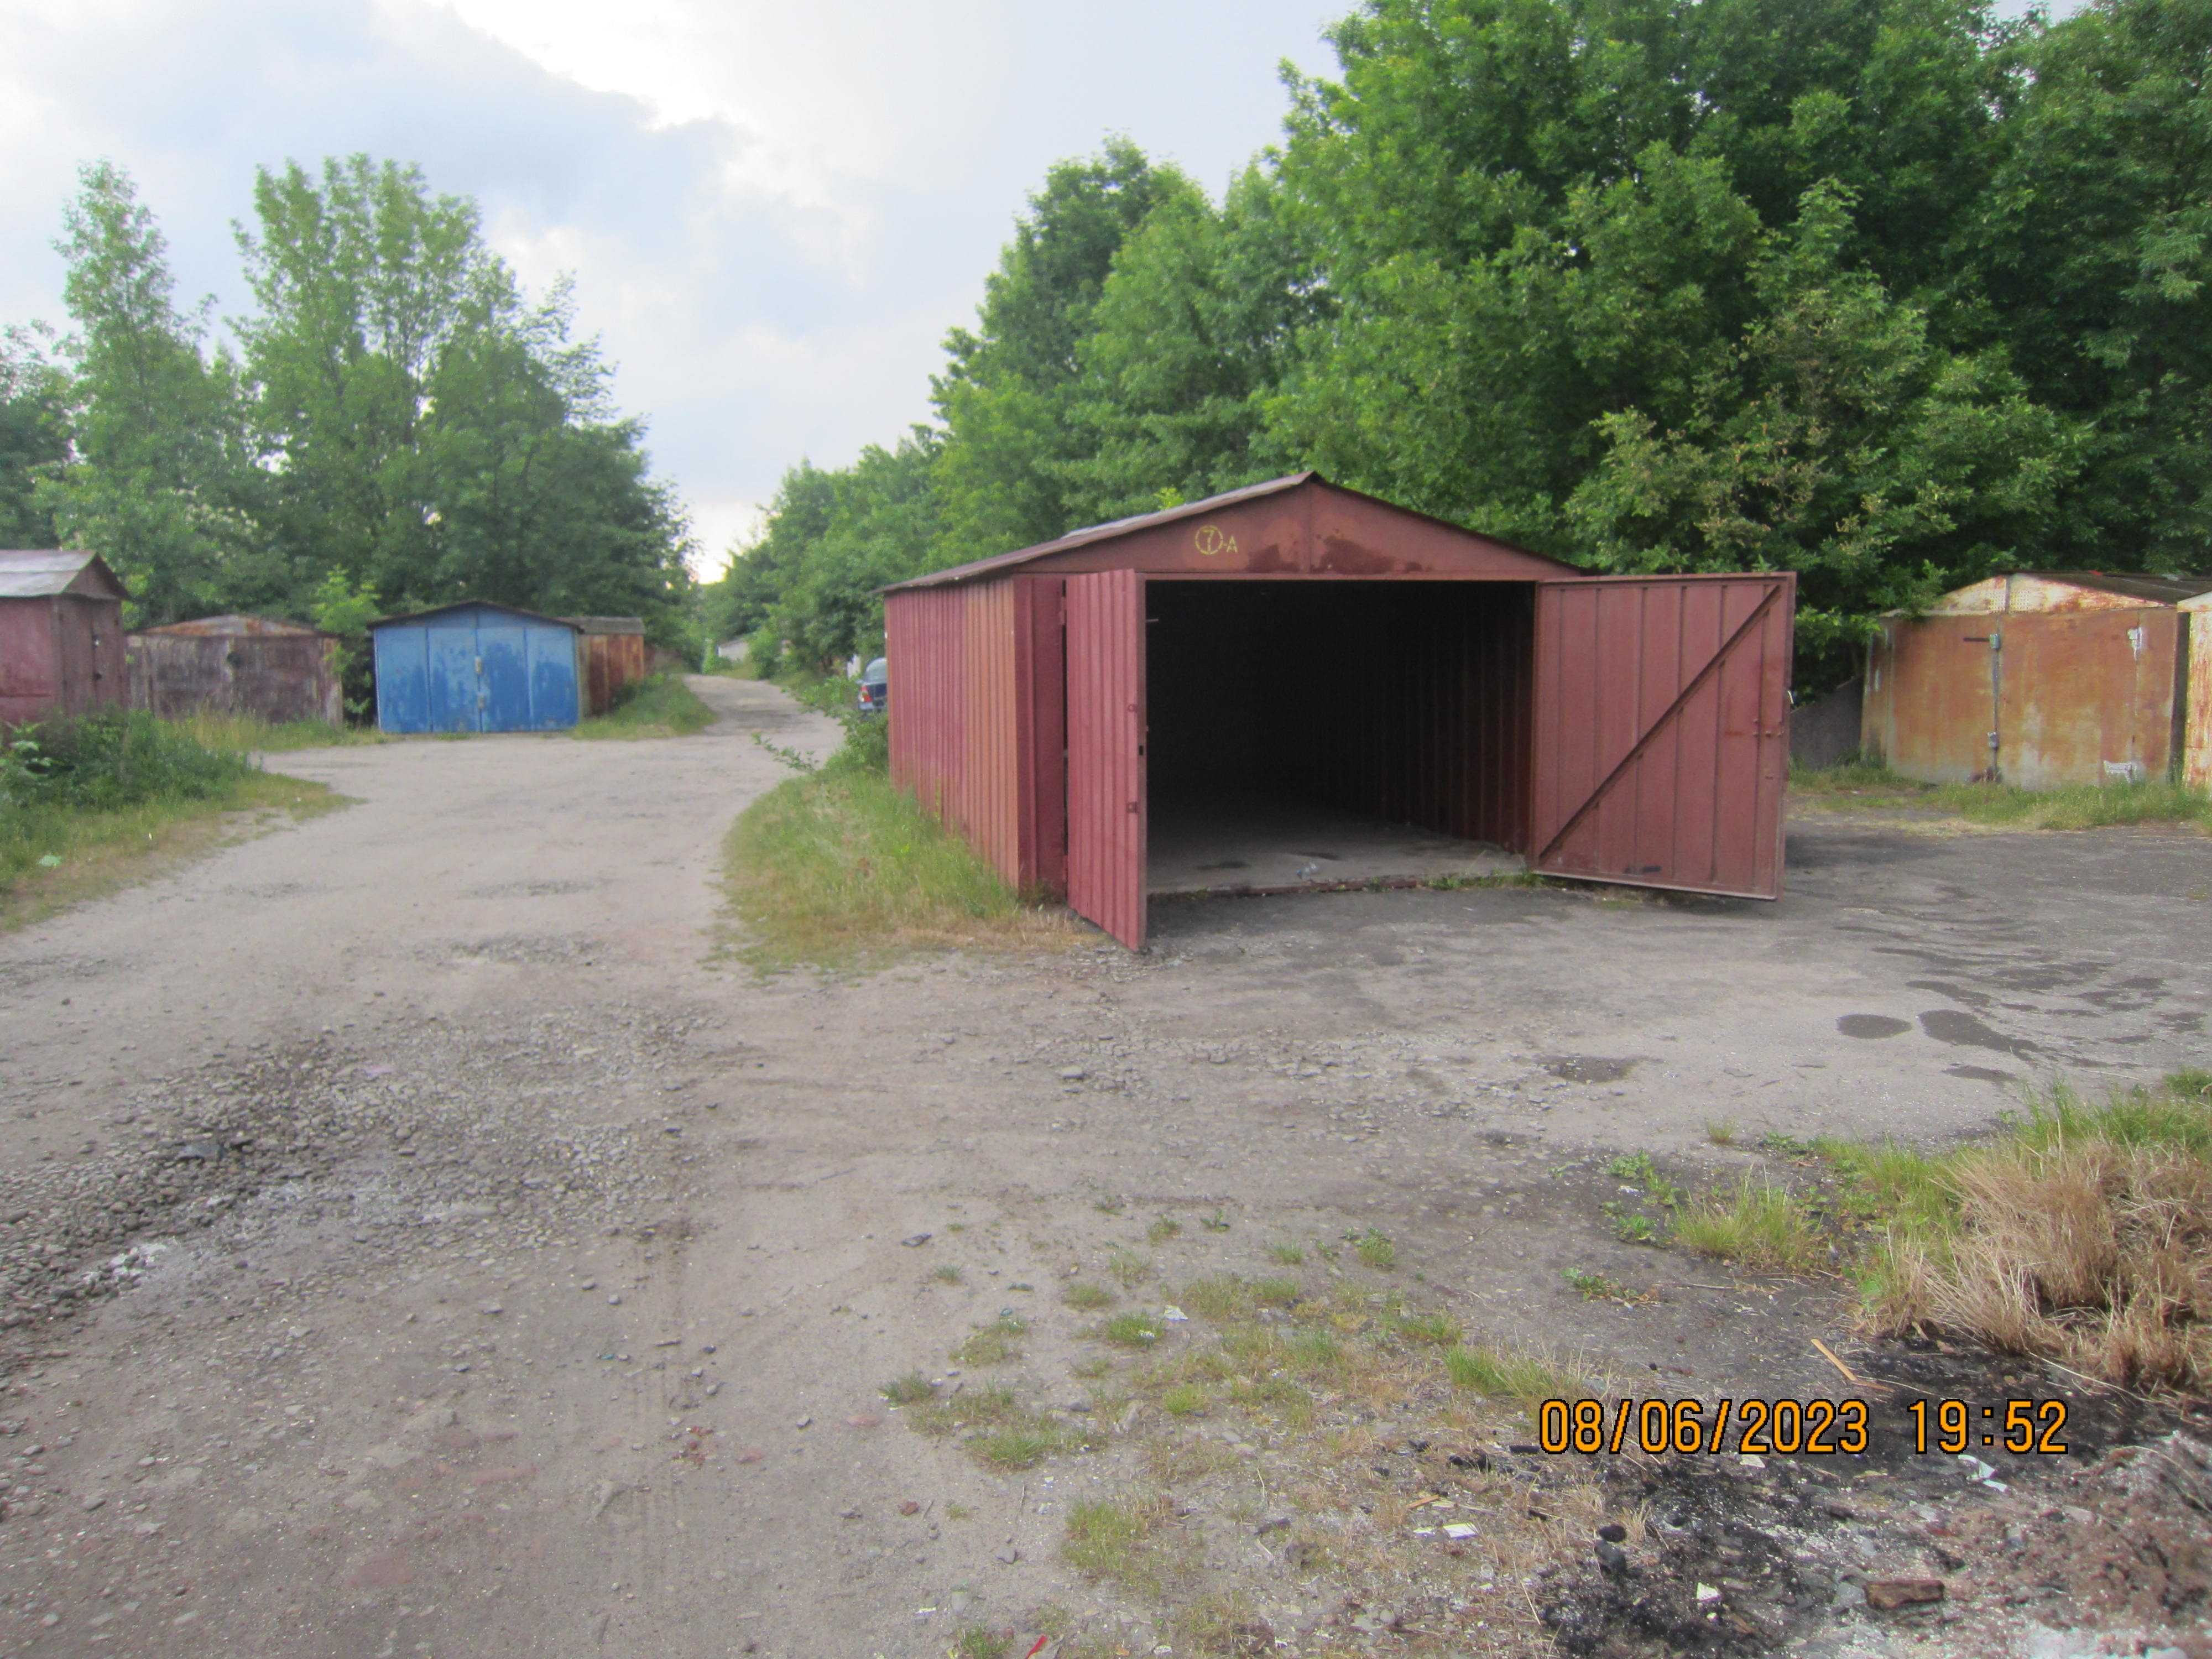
[0,0,1342,567]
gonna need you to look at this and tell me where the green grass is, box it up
[572,673,714,739]
[1791,759,2210,831]
[721,752,1071,969]
[1098,1311,1164,1348]
[880,1370,935,1405]
[1267,1241,1305,1266]
[953,1313,1027,1367]
[169,711,383,752]
[1444,1343,1598,1405]
[950,1627,1011,1659]
[1063,1280,1114,1311]
[1160,1383,1207,1417]
[1605,1152,1683,1209]
[1353,1228,1395,1270]
[1063,1496,1171,1594]
[4,711,342,930]
[976,1427,1061,1469]
[1673,1177,1825,1271]
[1146,1217,1182,1245]
[932,1263,963,1284]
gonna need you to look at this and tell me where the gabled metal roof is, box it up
[0,550,128,601]
[881,472,1576,591]
[138,614,337,638]
[367,599,581,632]
[2022,571,2212,604]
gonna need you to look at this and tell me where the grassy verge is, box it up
[572,674,715,739]
[3,771,341,932]
[1791,758,2211,831]
[721,709,1071,968]
[1671,1070,2212,1389]
[4,709,347,930]
[169,711,384,752]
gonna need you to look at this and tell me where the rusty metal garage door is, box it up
[1065,570,1148,947]
[1531,573,1794,900]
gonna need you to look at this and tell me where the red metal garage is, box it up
[883,474,1793,948]
[0,550,129,729]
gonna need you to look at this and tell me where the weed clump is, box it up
[953,1313,1027,1366]
[1674,1178,1825,1271]
[1098,1312,1164,1348]
[880,1370,935,1405]
[1858,1073,2212,1389]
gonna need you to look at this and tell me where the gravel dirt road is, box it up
[0,675,2206,1657]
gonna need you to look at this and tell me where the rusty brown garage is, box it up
[882,475,1795,948]
[1861,572,2212,789]
[128,614,345,726]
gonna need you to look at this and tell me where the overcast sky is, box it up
[0,0,2084,573]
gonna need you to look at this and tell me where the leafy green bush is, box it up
[3,712,255,810]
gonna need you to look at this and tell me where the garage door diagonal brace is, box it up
[1535,582,1783,866]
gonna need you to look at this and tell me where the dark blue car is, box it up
[857,656,888,715]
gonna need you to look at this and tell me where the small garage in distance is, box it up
[565,616,648,715]
[1861,572,2212,789]
[0,550,128,728]
[369,601,581,734]
[128,614,343,726]
[883,474,1796,948]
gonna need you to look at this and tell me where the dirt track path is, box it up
[0,681,2206,1657]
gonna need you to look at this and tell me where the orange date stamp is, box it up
[1537,1396,2070,1457]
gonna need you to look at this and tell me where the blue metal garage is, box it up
[369,602,582,734]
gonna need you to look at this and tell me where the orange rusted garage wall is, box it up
[2182,599,2210,790]
[1866,608,2186,787]
[886,580,1026,891]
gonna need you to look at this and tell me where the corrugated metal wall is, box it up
[0,598,60,727]
[1866,606,2189,787]
[886,580,1025,890]
[128,630,342,724]
[1531,575,1793,900]
[2184,603,2210,789]
[578,631,648,716]
[1065,570,1148,949]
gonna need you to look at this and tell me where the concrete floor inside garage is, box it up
[1146,789,1520,894]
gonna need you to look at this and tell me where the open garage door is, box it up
[1531,573,1794,900]
[1066,570,1148,947]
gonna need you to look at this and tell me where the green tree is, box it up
[1566,182,2081,675]
[0,326,71,548]
[1976,0,2212,571]
[931,137,1190,558]
[237,156,692,635]
[1059,164,1316,524]
[37,161,262,623]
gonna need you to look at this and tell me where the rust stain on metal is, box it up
[2183,594,2211,790]
[1865,573,2212,789]
[129,615,343,725]
[566,618,648,716]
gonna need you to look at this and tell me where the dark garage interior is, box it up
[1144,580,1535,893]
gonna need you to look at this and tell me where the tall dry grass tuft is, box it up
[1862,1078,2212,1390]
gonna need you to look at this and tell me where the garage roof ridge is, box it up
[0,549,129,601]
[367,598,581,632]
[881,472,1572,591]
